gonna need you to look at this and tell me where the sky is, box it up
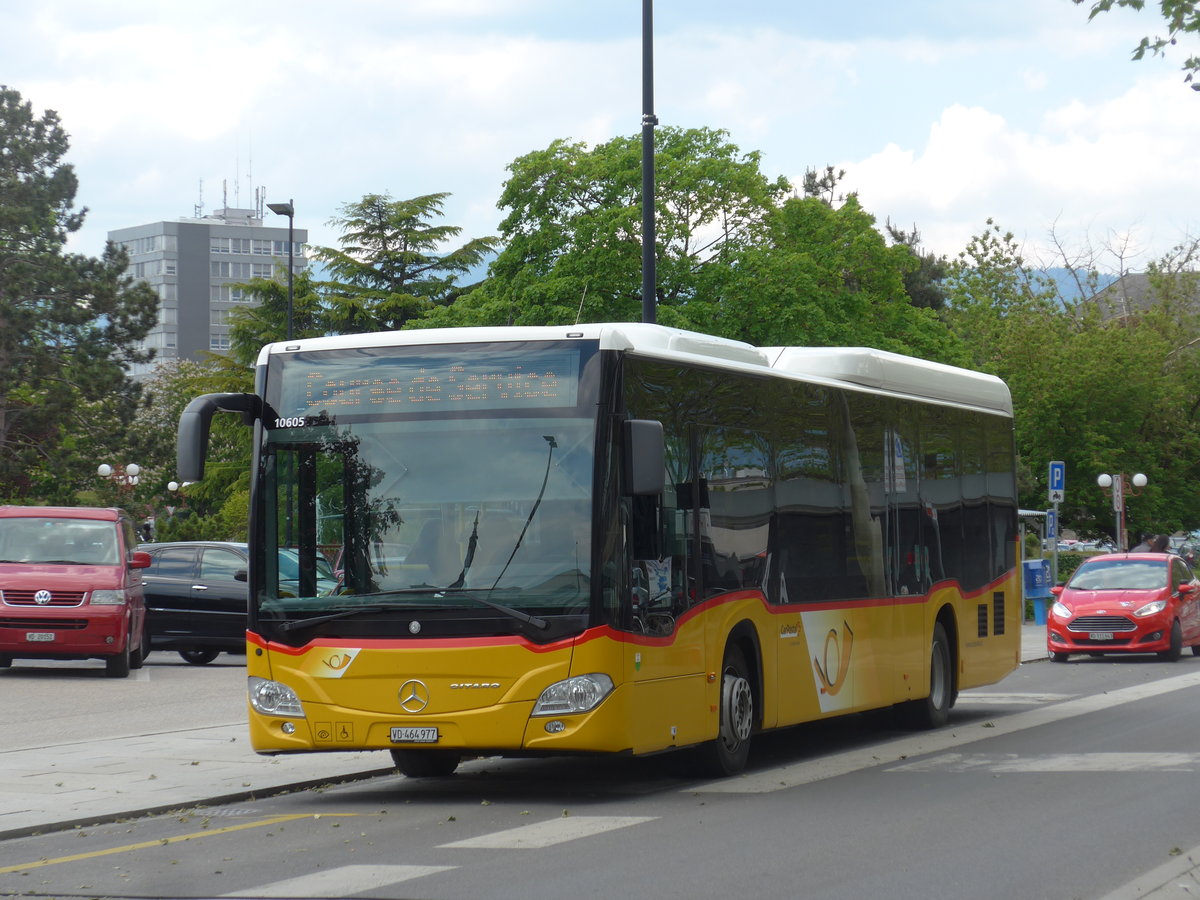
[4,0,1200,273]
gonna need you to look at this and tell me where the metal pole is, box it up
[641,0,657,324]
[286,199,295,341]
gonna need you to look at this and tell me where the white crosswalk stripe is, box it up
[887,752,1200,773]
[439,815,658,849]
[223,864,456,898]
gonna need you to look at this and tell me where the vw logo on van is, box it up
[34,590,52,605]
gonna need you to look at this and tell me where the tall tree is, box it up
[311,193,497,334]
[0,86,156,502]
[227,267,324,367]
[423,127,790,328]
[695,195,964,362]
[944,220,1200,537]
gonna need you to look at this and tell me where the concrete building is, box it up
[108,206,308,377]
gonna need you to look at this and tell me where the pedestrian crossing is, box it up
[222,816,658,897]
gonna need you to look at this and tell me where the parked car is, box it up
[0,506,151,677]
[139,542,338,664]
[1046,552,1200,662]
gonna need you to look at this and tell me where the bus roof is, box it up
[258,323,1012,415]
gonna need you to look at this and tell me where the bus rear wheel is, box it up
[694,644,754,777]
[899,622,952,729]
[391,749,461,778]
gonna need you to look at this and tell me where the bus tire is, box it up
[391,749,461,778]
[900,622,952,729]
[694,643,754,777]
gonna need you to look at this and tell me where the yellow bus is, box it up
[178,323,1020,777]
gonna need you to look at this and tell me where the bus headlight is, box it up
[532,673,614,716]
[248,676,305,717]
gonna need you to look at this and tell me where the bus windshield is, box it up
[256,342,598,638]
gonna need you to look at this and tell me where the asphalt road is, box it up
[4,648,1200,899]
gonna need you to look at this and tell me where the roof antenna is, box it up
[574,280,589,325]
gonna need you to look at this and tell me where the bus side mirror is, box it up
[177,392,264,481]
[623,419,664,496]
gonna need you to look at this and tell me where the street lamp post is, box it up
[1096,472,1148,551]
[267,199,295,340]
[97,463,141,515]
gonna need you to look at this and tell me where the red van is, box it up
[0,506,151,677]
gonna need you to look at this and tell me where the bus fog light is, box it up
[532,673,614,716]
[248,676,305,717]
[544,720,566,734]
[281,722,296,735]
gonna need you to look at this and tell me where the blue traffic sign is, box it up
[1049,460,1065,503]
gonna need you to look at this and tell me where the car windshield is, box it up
[1067,558,1168,591]
[0,518,119,565]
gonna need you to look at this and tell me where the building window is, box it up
[209,334,231,351]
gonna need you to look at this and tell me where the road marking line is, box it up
[886,752,1200,773]
[957,692,1073,705]
[691,670,1200,794]
[0,814,358,874]
[439,815,658,849]
[224,864,456,898]
[1096,842,1200,900]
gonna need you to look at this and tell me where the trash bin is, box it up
[1023,558,1052,625]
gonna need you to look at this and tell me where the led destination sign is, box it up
[276,347,581,418]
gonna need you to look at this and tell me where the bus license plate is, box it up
[25,632,55,642]
[390,727,439,744]
[1088,632,1114,641]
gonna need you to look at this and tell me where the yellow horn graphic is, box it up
[813,622,854,695]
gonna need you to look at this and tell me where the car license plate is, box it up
[1088,632,1114,641]
[25,632,55,642]
[390,726,439,744]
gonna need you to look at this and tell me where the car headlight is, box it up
[532,673,614,716]
[91,590,126,605]
[248,676,305,717]
[1134,600,1168,617]
[1051,601,1071,619]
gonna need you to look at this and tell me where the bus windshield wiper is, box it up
[277,605,389,633]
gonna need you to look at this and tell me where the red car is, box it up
[1046,552,1200,662]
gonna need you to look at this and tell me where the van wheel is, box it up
[179,649,221,665]
[105,643,131,678]
[391,749,461,777]
[694,644,754,776]
[130,622,149,670]
[0,654,11,668]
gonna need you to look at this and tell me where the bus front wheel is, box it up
[694,644,754,777]
[391,749,461,778]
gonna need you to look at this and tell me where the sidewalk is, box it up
[0,624,1050,841]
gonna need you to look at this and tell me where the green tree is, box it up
[694,195,964,362]
[0,86,157,503]
[945,220,1200,538]
[228,267,325,367]
[312,193,498,334]
[424,127,790,328]
[1075,0,1200,87]
[129,357,254,541]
